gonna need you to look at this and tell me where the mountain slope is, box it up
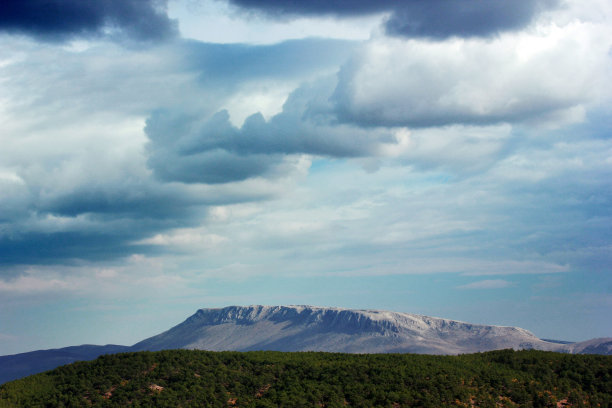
[131,305,567,354]
[567,337,612,355]
[0,345,130,385]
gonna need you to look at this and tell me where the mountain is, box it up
[567,337,612,355]
[132,305,567,354]
[2,305,610,385]
[0,344,130,385]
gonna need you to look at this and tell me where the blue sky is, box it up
[0,0,611,354]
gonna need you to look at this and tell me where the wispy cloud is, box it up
[457,280,514,290]
[0,275,74,294]
[0,333,18,341]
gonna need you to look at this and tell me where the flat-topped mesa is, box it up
[187,305,405,335]
[187,305,537,338]
[134,305,556,354]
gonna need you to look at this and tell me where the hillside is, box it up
[0,345,130,385]
[566,338,612,355]
[1,349,611,407]
[132,305,568,354]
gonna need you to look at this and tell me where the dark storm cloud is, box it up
[224,0,559,39]
[0,0,177,41]
[0,182,200,265]
[0,176,276,266]
[0,231,154,265]
[383,0,558,39]
[0,177,278,265]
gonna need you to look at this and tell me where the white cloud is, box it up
[0,274,74,294]
[488,139,612,184]
[394,124,513,174]
[168,0,383,44]
[0,258,190,299]
[460,261,570,276]
[137,229,228,249]
[0,333,18,341]
[334,20,611,127]
[458,279,513,289]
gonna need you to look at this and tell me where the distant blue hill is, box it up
[541,338,575,345]
[0,344,130,385]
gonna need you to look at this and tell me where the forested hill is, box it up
[1,349,611,407]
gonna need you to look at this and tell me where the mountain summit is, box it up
[131,305,567,354]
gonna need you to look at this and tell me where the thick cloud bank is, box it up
[0,37,365,264]
[332,26,609,127]
[0,0,177,41]
[225,0,559,38]
[145,78,397,184]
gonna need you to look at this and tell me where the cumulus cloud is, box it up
[145,77,399,184]
[333,23,611,127]
[0,35,365,265]
[0,0,177,41]
[223,0,559,39]
[1,0,611,355]
[1,7,611,277]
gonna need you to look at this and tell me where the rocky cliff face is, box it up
[131,305,567,354]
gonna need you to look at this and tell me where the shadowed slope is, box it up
[0,345,130,385]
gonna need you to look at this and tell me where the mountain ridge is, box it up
[130,305,583,355]
[2,305,610,385]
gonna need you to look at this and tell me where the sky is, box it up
[0,0,611,355]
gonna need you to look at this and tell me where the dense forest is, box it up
[1,349,610,407]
